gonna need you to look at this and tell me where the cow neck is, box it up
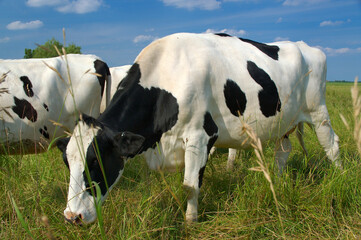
[98,63,179,152]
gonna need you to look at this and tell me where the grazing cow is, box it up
[0,54,111,154]
[100,65,131,113]
[57,33,339,224]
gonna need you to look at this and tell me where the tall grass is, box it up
[241,121,285,239]
[1,81,360,239]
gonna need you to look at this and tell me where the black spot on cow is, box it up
[203,112,218,154]
[199,112,219,188]
[247,61,281,117]
[20,76,34,97]
[39,126,50,139]
[12,97,37,122]
[224,79,247,117]
[203,112,218,137]
[198,166,206,188]
[94,60,111,97]
[101,63,179,152]
[43,103,49,111]
[214,33,232,37]
[239,38,280,60]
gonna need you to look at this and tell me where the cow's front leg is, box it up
[183,131,217,222]
[183,142,208,222]
[183,113,218,222]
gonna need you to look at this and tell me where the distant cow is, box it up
[57,33,339,224]
[0,54,111,154]
[100,65,131,113]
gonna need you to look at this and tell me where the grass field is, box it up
[1,82,361,239]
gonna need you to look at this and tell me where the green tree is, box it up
[24,38,81,59]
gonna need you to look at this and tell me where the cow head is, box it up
[57,113,144,224]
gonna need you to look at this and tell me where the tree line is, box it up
[24,38,81,59]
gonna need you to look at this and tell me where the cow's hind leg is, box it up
[310,106,340,167]
[275,135,292,174]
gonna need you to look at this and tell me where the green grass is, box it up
[1,82,361,239]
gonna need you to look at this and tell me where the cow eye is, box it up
[86,158,98,170]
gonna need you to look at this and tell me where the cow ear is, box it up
[57,137,70,153]
[113,131,145,157]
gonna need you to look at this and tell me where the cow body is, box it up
[0,54,111,154]
[58,33,339,224]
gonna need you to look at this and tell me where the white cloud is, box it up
[0,37,10,43]
[283,0,328,6]
[6,20,44,30]
[276,17,283,23]
[26,0,63,7]
[320,19,350,27]
[205,28,247,36]
[315,46,361,56]
[27,0,103,14]
[133,35,158,44]
[57,0,102,14]
[161,0,221,10]
[274,36,289,41]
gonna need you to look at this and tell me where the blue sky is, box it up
[0,0,360,81]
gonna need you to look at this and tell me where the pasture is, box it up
[1,81,361,239]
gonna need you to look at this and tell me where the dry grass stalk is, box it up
[241,121,286,239]
[350,77,361,155]
[341,77,361,155]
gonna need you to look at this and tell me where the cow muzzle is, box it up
[64,211,84,225]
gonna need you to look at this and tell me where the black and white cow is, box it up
[0,54,111,154]
[57,33,339,224]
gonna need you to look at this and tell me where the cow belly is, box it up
[214,109,302,149]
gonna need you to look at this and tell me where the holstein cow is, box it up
[100,65,131,113]
[57,33,339,224]
[0,54,111,154]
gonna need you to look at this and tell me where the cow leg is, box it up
[183,139,208,222]
[226,148,237,171]
[275,136,292,174]
[310,106,340,167]
[183,126,218,222]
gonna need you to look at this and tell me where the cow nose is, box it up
[64,211,83,225]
